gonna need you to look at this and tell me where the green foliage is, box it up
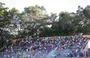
[0,2,9,28]
[83,5,90,19]
[20,5,49,38]
[24,5,46,19]
[1,1,90,45]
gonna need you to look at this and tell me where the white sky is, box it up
[0,0,90,14]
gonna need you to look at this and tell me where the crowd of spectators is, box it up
[0,36,89,58]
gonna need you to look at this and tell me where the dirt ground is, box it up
[83,35,90,38]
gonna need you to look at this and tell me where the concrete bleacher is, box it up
[0,36,90,58]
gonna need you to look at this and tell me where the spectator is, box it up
[86,48,90,57]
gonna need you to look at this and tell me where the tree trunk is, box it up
[0,29,3,48]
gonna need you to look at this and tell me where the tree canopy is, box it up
[1,2,90,48]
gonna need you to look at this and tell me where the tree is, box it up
[0,2,9,27]
[83,5,90,19]
[82,5,90,34]
[0,2,10,48]
[20,5,49,38]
